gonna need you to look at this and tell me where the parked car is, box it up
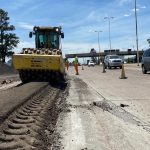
[104,55,123,69]
[141,48,150,74]
[88,61,95,67]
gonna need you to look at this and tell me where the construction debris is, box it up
[1,79,13,84]
[120,103,129,107]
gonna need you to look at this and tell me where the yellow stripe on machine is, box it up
[13,54,65,73]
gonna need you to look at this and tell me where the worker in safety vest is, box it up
[74,55,79,75]
[65,58,69,70]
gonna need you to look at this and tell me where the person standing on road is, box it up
[74,55,79,75]
[65,58,69,70]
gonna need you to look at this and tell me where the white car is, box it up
[88,61,95,67]
[104,55,123,69]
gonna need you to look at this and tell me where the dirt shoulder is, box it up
[0,62,19,84]
[0,82,48,124]
[0,62,18,75]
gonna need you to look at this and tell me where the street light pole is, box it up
[104,17,114,52]
[135,0,139,66]
[95,30,102,64]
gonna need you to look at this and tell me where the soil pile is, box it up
[0,62,18,75]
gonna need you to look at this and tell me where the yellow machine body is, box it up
[13,54,65,73]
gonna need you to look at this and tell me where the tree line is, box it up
[0,8,19,63]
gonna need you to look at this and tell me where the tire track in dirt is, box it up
[0,83,68,150]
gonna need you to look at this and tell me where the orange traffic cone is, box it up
[120,64,127,79]
[82,64,84,70]
[102,62,106,73]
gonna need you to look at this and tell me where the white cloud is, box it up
[15,41,35,53]
[62,42,97,54]
[62,20,84,28]
[17,22,34,30]
[87,11,96,19]
[131,8,140,12]
[116,0,132,6]
[10,0,34,10]
[124,14,130,17]
[140,6,146,9]
[131,5,146,12]
[86,10,103,22]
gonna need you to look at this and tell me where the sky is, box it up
[1,0,150,58]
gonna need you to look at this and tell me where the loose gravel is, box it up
[93,99,150,133]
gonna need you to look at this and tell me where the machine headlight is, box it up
[55,28,59,32]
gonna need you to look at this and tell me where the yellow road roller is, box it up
[13,26,65,83]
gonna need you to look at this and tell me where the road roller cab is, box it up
[29,26,64,49]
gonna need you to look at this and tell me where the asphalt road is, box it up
[54,64,150,150]
[70,64,150,124]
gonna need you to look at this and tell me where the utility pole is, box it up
[95,31,102,64]
[135,0,139,66]
[104,16,114,52]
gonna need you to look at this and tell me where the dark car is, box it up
[141,48,150,74]
[104,55,123,69]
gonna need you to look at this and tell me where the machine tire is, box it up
[19,70,28,83]
[142,65,147,74]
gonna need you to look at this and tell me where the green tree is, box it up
[0,9,19,62]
